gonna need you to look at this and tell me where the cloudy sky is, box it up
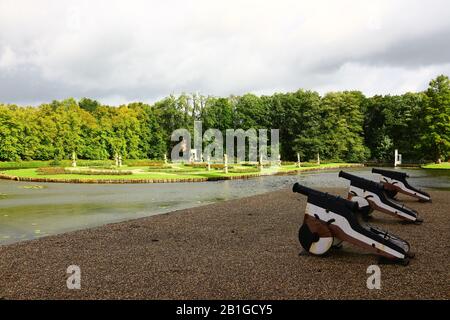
[1,0,450,105]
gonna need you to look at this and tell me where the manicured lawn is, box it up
[0,162,362,182]
[422,162,450,169]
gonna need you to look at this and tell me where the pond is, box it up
[0,167,449,245]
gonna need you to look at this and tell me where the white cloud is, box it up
[0,46,18,69]
[311,63,450,96]
[1,0,450,105]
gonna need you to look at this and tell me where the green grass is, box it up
[421,162,450,169]
[0,162,362,182]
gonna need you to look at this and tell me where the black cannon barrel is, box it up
[339,171,384,191]
[293,182,359,212]
[338,170,357,181]
[372,168,409,179]
[292,182,318,196]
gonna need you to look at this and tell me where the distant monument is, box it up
[71,151,77,167]
[190,149,198,163]
[297,153,301,168]
[224,154,228,174]
[394,149,402,167]
[259,153,263,171]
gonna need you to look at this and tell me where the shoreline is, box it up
[0,187,448,299]
[0,163,363,184]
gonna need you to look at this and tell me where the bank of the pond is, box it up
[0,163,363,184]
[421,162,450,170]
[364,162,450,170]
[0,188,448,299]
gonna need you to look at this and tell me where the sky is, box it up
[1,0,450,106]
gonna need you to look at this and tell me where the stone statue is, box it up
[259,153,263,171]
[71,151,77,167]
[224,154,228,174]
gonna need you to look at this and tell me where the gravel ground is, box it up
[0,188,449,300]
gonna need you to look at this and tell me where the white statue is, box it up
[394,149,402,167]
[224,154,228,174]
[71,151,77,167]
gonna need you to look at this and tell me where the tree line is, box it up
[0,75,449,163]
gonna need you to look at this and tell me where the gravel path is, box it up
[0,188,449,299]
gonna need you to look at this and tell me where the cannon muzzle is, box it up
[372,168,409,179]
[293,182,359,212]
[293,182,316,196]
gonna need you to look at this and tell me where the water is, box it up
[0,167,448,245]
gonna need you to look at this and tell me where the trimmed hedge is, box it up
[37,167,133,176]
[65,169,133,175]
[37,167,66,175]
[229,167,259,173]
[147,165,175,171]
[76,160,114,167]
[124,159,165,166]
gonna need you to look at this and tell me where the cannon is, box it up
[372,168,431,202]
[339,171,422,224]
[293,183,413,265]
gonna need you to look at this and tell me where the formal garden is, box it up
[0,158,365,183]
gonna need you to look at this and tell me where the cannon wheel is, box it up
[298,223,333,255]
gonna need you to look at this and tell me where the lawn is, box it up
[0,162,362,182]
[421,162,450,169]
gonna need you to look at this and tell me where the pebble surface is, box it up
[0,188,448,299]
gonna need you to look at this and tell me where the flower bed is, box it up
[37,167,133,176]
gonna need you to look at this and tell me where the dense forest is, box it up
[0,75,449,163]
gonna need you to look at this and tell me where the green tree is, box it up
[79,98,101,113]
[319,91,367,162]
[201,97,233,132]
[422,75,450,162]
